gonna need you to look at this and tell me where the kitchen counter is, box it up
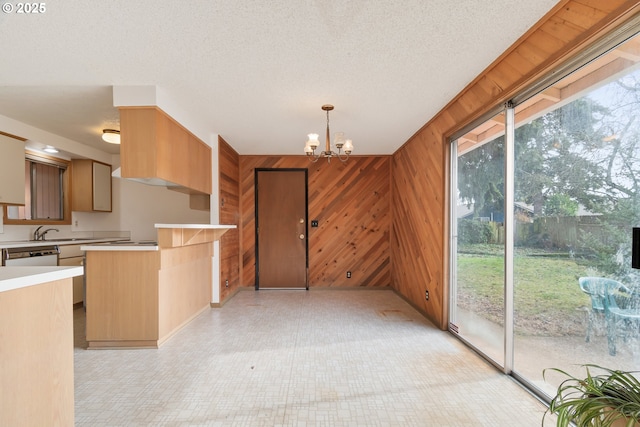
[0,265,84,293]
[80,242,159,251]
[0,237,128,249]
[83,224,234,349]
[155,223,236,248]
[78,225,236,251]
[1,265,79,426]
[154,223,236,229]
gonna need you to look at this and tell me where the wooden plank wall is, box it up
[391,0,640,329]
[218,137,241,303]
[240,156,391,288]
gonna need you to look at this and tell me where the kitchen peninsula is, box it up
[82,224,235,349]
[1,266,83,427]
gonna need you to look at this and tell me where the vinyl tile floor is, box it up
[74,289,552,426]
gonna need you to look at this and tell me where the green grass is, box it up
[456,245,590,335]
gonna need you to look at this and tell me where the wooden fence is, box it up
[488,215,607,248]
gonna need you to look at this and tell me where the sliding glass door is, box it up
[512,33,640,394]
[451,30,640,397]
[450,112,507,367]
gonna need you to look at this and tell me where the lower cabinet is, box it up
[85,243,213,348]
[0,277,75,426]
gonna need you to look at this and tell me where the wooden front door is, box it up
[256,169,308,289]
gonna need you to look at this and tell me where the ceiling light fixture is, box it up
[43,145,59,153]
[304,104,353,163]
[102,129,121,144]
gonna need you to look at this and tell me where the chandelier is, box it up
[304,104,353,163]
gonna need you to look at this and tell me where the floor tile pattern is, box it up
[74,289,551,426]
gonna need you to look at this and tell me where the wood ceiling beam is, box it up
[611,38,640,61]
[539,87,562,102]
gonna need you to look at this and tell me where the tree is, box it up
[457,98,606,219]
[457,135,504,219]
[456,70,640,276]
[544,194,578,217]
[514,98,609,216]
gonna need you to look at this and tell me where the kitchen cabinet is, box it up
[58,244,84,305]
[83,224,234,349]
[0,268,80,426]
[119,107,212,195]
[71,159,112,212]
[0,133,25,205]
[85,244,209,349]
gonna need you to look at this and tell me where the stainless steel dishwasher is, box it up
[2,246,60,266]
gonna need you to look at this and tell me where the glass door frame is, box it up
[448,104,515,373]
[503,104,515,375]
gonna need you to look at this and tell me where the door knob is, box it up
[299,234,305,240]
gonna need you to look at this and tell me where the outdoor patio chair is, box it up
[578,276,633,356]
[603,290,640,356]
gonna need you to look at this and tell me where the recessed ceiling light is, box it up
[102,129,120,144]
[43,145,59,153]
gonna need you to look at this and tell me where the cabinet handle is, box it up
[299,234,305,240]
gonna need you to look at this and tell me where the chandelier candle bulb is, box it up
[343,139,353,154]
[305,134,319,153]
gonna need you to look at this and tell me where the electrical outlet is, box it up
[425,290,429,301]
[225,279,229,287]
[346,271,351,278]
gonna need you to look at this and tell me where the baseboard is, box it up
[211,287,243,308]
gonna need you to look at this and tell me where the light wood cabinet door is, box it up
[119,107,212,195]
[72,159,112,212]
[157,112,189,187]
[189,135,212,194]
[92,161,112,211]
[0,134,25,205]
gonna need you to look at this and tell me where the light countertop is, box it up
[0,238,128,250]
[154,224,237,229]
[80,243,159,252]
[0,266,84,293]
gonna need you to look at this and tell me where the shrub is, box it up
[458,219,496,244]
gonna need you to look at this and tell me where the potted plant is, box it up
[543,364,640,426]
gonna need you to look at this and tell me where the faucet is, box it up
[33,226,43,241]
[33,226,59,241]
[40,228,59,241]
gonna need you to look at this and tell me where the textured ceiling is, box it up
[0,0,559,156]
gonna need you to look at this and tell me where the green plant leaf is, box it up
[543,364,640,427]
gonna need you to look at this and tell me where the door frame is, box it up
[254,168,309,290]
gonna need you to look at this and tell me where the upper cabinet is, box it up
[0,133,26,205]
[72,159,112,212]
[119,107,212,195]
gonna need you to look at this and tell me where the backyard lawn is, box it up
[457,244,590,336]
